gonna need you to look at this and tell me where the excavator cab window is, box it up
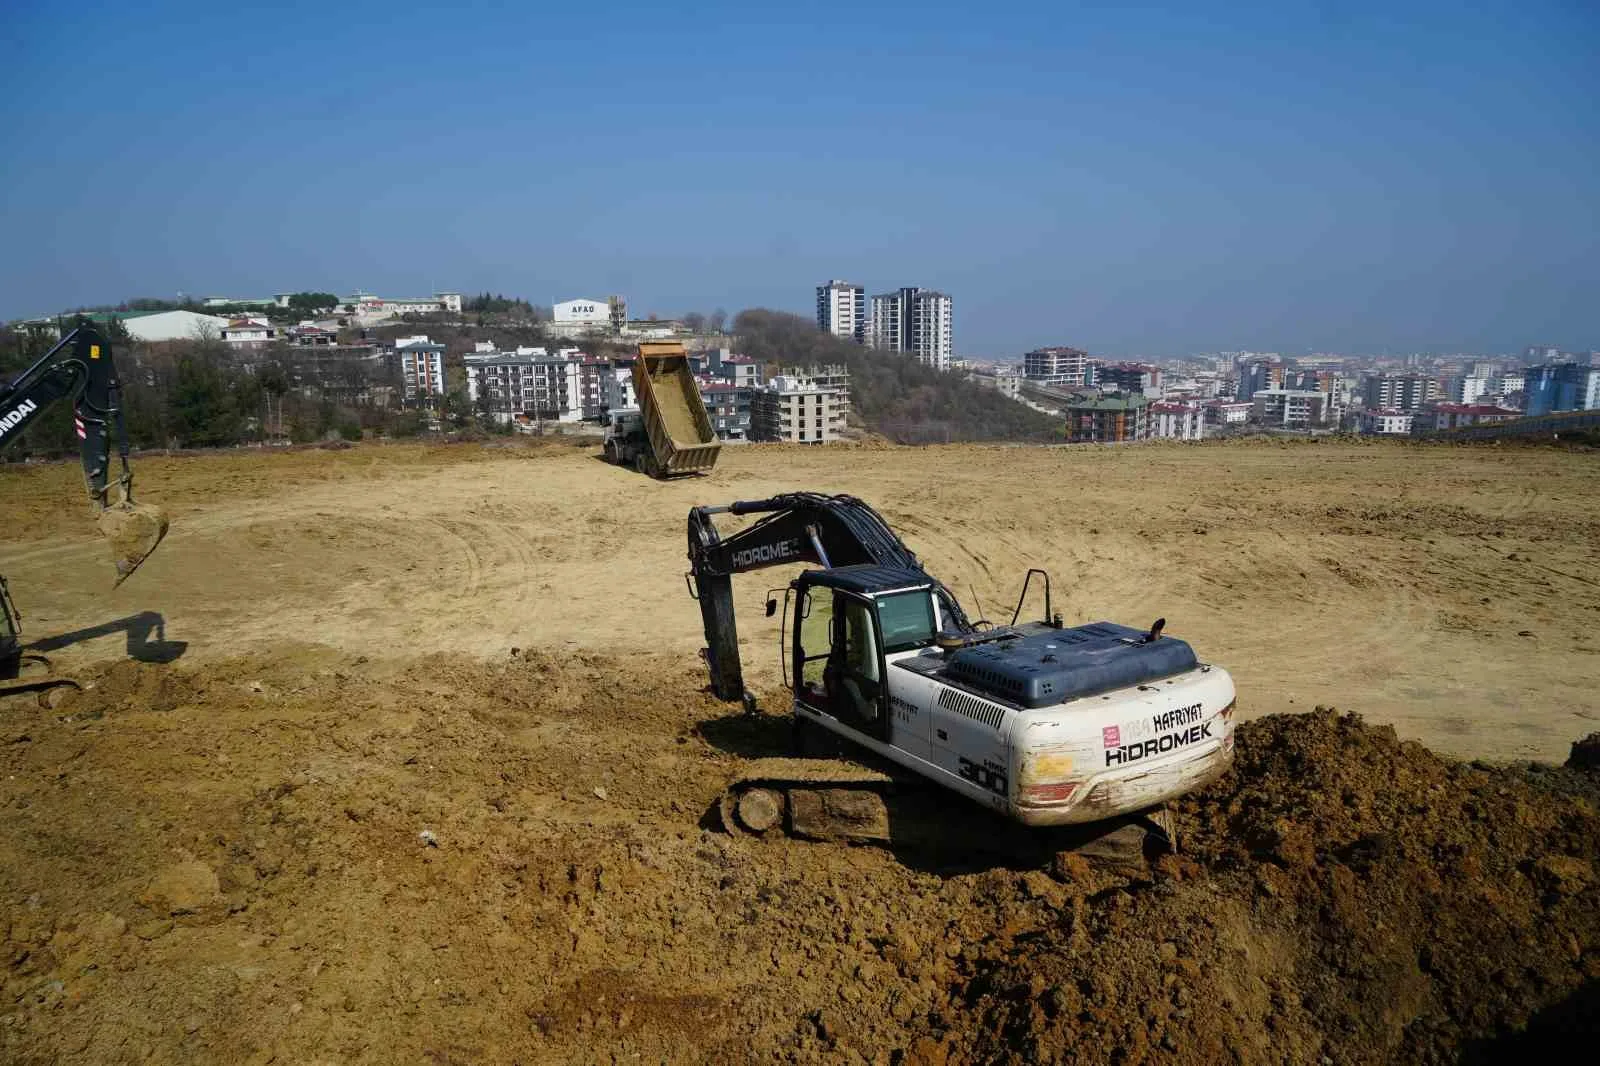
[875,590,936,652]
[794,585,888,740]
[796,586,834,702]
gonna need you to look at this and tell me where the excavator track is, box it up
[718,756,1178,873]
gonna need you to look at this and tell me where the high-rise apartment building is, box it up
[869,287,952,370]
[1362,373,1439,412]
[815,280,866,343]
[1024,347,1094,388]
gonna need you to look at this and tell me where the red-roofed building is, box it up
[221,317,275,349]
[1412,402,1520,433]
[1149,401,1205,440]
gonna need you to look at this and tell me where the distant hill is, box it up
[733,309,1058,443]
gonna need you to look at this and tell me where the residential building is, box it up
[220,318,275,349]
[602,366,637,411]
[778,363,848,399]
[1096,362,1163,398]
[1362,373,1439,412]
[703,349,764,389]
[1203,400,1252,429]
[816,280,866,343]
[1522,363,1600,416]
[1236,361,1288,401]
[968,367,1022,399]
[1062,392,1150,443]
[463,346,584,423]
[1149,401,1205,440]
[1023,347,1094,388]
[1412,402,1521,433]
[1450,374,1494,406]
[1359,409,1414,436]
[395,335,446,402]
[1252,389,1331,429]
[870,287,952,371]
[575,355,613,419]
[285,324,339,347]
[750,376,848,443]
[701,381,755,441]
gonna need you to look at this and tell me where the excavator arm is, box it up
[0,324,168,583]
[687,493,972,701]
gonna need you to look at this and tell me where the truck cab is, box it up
[785,564,1236,826]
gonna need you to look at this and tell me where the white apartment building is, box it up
[1149,402,1206,440]
[1023,347,1093,388]
[969,368,1022,399]
[395,336,446,401]
[870,287,952,371]
[751,376,848,443]
[1252,388,1331,428]
[816,280,866,343]
[1363,373,1438,412]
[778,364,852,413]
[463,347,584,423]
[1359,409,1414,435]
[1451,375,1494,405]
[603,366,637,411]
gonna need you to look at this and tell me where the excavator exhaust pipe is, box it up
[98,503,169,586]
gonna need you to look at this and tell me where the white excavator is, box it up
[687,494,1236,861]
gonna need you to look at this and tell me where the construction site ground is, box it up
[1,437,1597,1064]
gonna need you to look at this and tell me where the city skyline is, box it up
[2,1,1595,356]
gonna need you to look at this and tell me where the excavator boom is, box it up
[0,324,168,583]
[687,493,971,700]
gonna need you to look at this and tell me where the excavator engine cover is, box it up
[98,503,170,585]
[944,622,1199,708]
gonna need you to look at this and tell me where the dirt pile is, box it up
[949,709,1600,1065]
[4,653,1600,1065]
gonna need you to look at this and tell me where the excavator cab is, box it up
[790,566,938,743]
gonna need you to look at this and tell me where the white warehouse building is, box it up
[552,299,611,328]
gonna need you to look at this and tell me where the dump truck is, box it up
[603,341,719,478]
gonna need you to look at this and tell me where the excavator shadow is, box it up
[695,707,793,758]
[26,610,188,665]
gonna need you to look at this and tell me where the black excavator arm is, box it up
[1,324,138,514]
[1,324,170,682]
[687,493,973,701]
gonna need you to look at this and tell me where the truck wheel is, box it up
[603,440,619,464]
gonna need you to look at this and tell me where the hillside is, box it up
[733,309,1059,442]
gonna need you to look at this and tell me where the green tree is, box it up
[169,351,245,446]
[733,309,1058,443]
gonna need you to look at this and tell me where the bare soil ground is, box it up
[2,438,1598,1063]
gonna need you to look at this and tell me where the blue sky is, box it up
[1,0,1594,356]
